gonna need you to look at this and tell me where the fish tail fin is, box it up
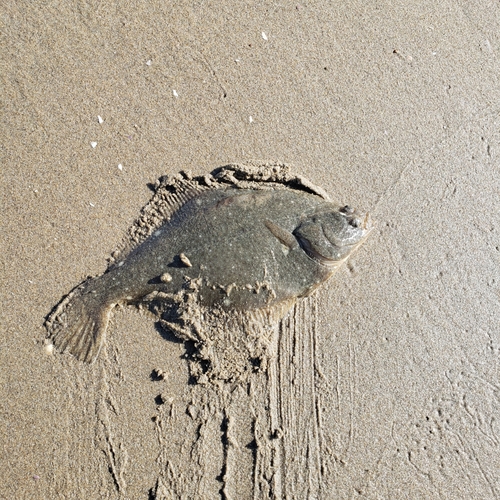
[45,283,112,363]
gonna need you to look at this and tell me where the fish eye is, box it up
[349,218,361,228]
[340,205,354,215]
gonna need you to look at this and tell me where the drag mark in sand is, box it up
[149,297,331,499]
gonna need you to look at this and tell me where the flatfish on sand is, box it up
[45,163,372,364]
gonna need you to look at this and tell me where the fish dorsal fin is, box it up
[109,172,213,265]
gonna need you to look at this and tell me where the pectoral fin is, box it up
[264,220,298,250]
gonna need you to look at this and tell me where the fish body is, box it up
[46,166,372,362]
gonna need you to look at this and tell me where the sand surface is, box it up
[1,1,499,499]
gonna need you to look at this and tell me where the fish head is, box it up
[293,205,373,266]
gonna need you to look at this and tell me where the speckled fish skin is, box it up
[46,177,371,363]
[87,188,366,307]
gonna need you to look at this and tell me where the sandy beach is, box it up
[1,1,499,498]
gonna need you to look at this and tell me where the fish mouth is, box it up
[329,210,374,246]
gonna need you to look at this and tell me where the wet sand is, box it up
[1,1,499,498]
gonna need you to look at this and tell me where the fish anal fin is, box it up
[244,297,297,325]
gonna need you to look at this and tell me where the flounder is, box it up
[46,163,372,363]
